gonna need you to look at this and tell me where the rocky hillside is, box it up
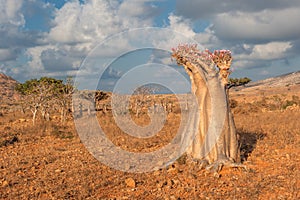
[0,73,19,103]
[230,71,300,96]
[248,71,300,88]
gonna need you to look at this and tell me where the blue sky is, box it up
[1,0,300,91]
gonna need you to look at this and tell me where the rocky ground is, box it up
[0,85,300,199]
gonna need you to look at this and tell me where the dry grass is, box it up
[0,89,300,199]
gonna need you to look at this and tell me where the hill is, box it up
[231,71,300,97]
[0,73,19,103]
[248,71,300,88]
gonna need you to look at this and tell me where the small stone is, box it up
[172,179,180,185]
[2,180,8,187]
[167,166,177,173]
[169,196,177,200]
[55,169,62,173]
[286,154,290,160]
[157,181,166,189]
[277,176,285,180]
[19,118,26,123]
[156,161,164,166]
[125,178,136,188]
[167,179,174,186]
[153,170,160,176]
[124,163,131,171]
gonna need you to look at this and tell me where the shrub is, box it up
[282,100,298,110]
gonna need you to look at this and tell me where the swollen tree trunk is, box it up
[185,62,240,164]
[172,45,243,173]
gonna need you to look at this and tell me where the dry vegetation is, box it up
[1,86,300,199]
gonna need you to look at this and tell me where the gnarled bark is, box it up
[172,45,244,173]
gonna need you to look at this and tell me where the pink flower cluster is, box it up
[207,49,232,64]
[171,44,232,68]
[171,44,214,67]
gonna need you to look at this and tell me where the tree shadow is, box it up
[237,129,266,162]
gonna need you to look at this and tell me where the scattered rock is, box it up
[18,118,27,123]
[277,176,285,180]
[2,180,9,187]
[156,161,164,167]
[124,163,131,171]
[153,170,160,176]
[55,169,63,173]
[125,178,136,188]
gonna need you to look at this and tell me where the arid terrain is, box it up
[0,72,299,199]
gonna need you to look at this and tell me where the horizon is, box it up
[2,69,299,95]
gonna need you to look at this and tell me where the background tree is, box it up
[15,77,71,125]
[229,77,252,88]
[172,44,246,174]
[132,85,159,116]
[55,77,76,123]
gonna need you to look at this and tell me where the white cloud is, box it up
[194,25,220,48]
[48,0,157,45]
[237,42,292,60]
[213,8,300,41]
[0,0,25,62]
[0,0,50,66]
[25,0,161,78]
[118,0,159,19]
[176,0,300,19]
[174,0,300,79]
[1,0,299,83]
[168,14,195,38]
[0,0,25,26]
[0,49,18,61]
[26,46,50,71]
[232,60,268,70]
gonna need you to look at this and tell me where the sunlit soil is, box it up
[0,90,299,199]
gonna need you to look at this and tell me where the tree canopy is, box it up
[15,77,75,124]
[228,77,252,88]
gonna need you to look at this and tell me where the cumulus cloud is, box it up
[176,0,300,19]
[48,1,102,44]
[0,0,51,73]
[118,0,159,19]
[22,0,161,79]
[0,0,25,63]
[213,8,300,42]
[41,49,80,71]
[0,49,19,61]
[1,0,300,83]
[168,14,195,38]
[172,0,300,80]
[148,49,173,65]
[1,0,172,82]
[0,0,25,26]
[236,42,292,60]
[48,0,157,45]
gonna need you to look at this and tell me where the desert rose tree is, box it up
[172,44,246,173]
